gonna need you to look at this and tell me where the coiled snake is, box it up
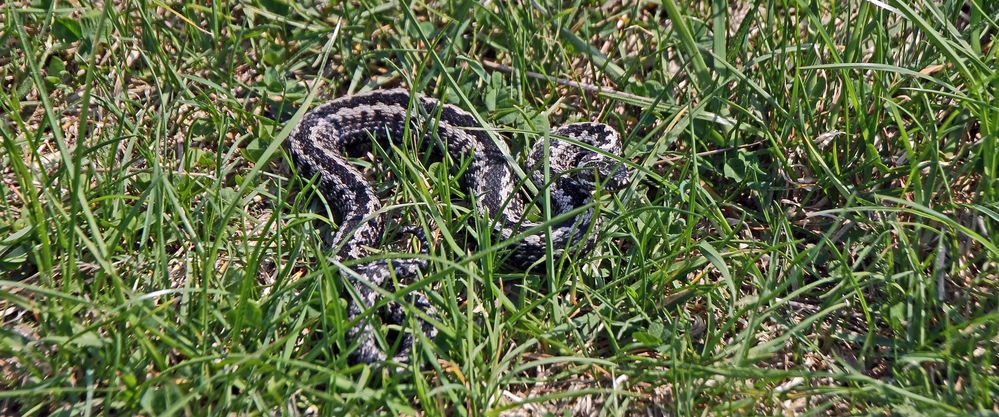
[287,89,629,364]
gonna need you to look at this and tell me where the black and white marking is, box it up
[287,89,629,364]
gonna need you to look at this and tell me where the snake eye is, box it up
[577,154,631,190]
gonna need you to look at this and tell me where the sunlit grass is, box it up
[1,0,996,415]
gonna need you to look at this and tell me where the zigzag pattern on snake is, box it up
[287,88,630,364]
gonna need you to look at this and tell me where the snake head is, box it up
[577,153,631,191]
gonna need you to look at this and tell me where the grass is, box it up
[1,0,997,415]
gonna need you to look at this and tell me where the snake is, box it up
[286,88,630,364]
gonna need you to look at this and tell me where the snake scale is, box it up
[287,89,629,364]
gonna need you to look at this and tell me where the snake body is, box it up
[287,89,628,364]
